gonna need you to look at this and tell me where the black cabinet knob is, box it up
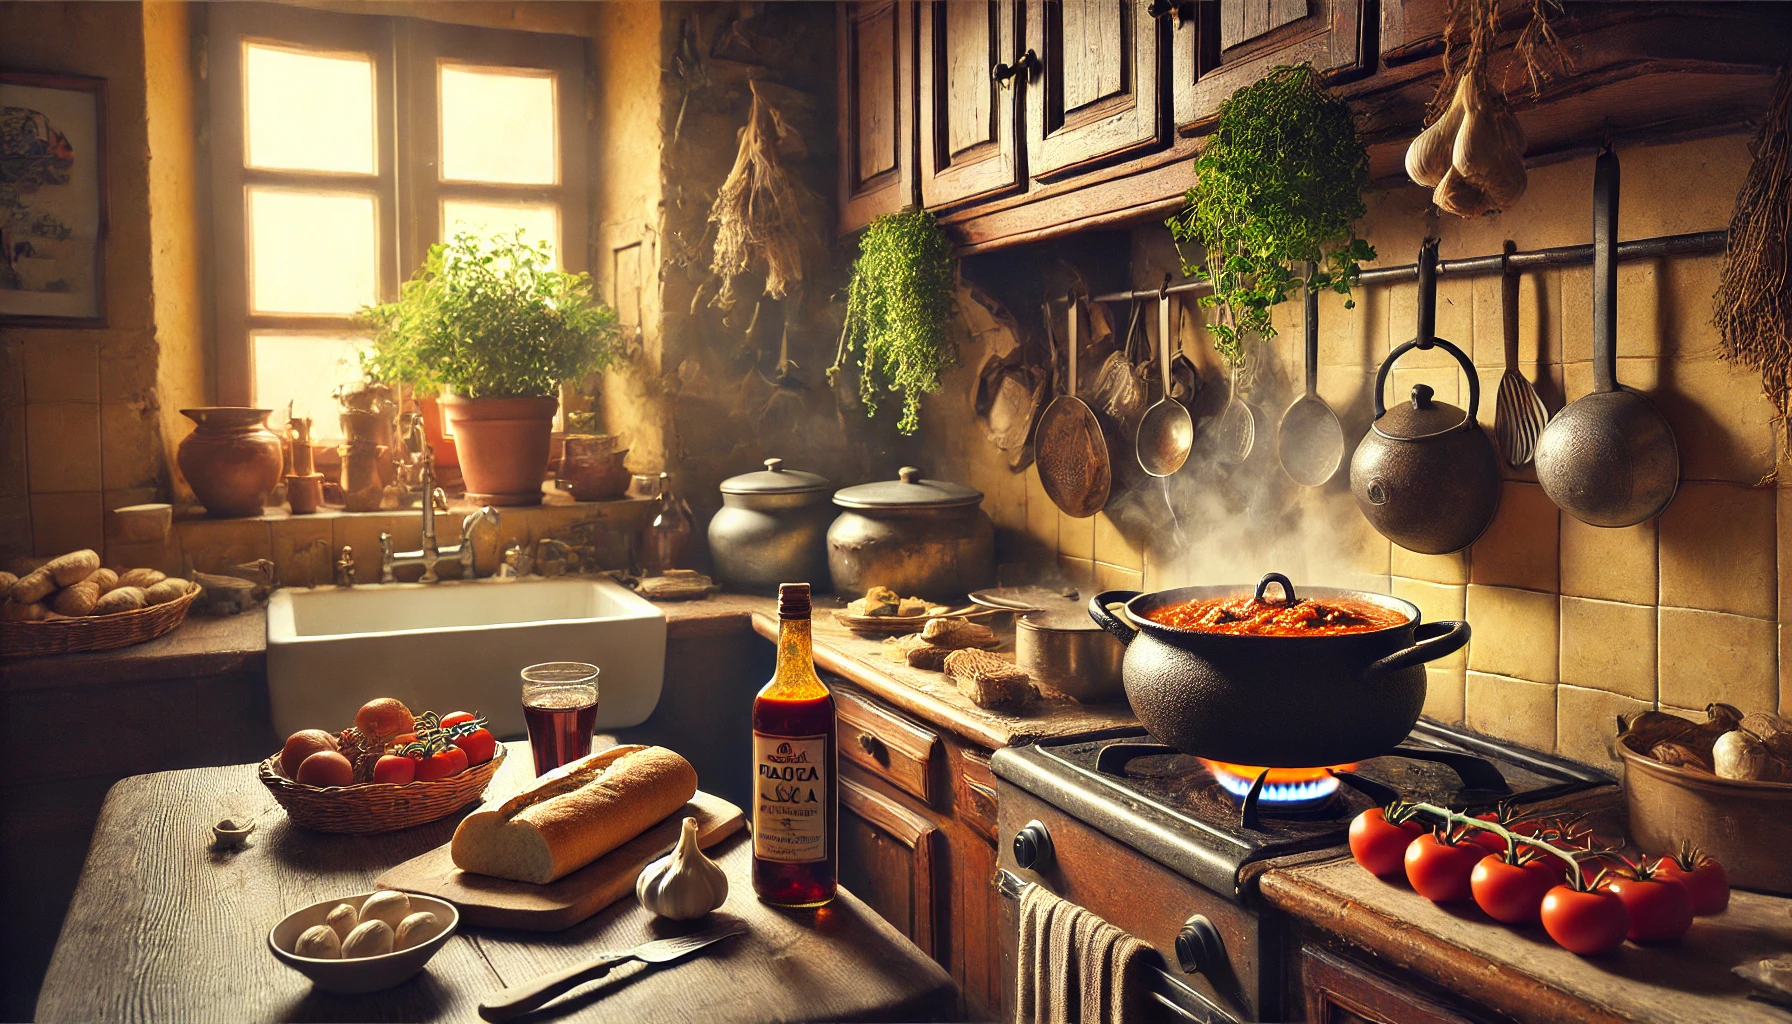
[1174,915,1224,975]
[1012,820,1053,870]
[856,732,885,760]
[992,49,1039,87]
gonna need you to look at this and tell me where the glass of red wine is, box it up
[520,661,599,776]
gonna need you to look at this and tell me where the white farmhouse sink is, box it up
[266,578,666,740]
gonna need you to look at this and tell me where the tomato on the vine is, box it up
[440,711,477,729]
[373,754,416,785]
[1654,846,1729,916]
[1541,883,1629,955]
[416,745,469,781]
[1470,852,1558,924]
[1350,808,1424,877]
[1469,806,1539,854]
[454,727,497,767]
[1405,829,1487,903]
[1604,860,1693,943]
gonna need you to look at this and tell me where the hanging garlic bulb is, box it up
[1451,72,1528,211]
[1404,75,1471,188]
[1435,166,1493,219]
[636,817,728,920]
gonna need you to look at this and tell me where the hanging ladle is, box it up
[1137,282,1194,477]
[1276,265,1346,486]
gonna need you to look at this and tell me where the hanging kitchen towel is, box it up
[1015,883,1147,1024]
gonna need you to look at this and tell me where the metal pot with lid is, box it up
[708,458,834,593]
[1350,239,1501,555]
[827,467,995,602]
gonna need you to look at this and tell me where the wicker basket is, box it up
[0,580,201,658]
[258,743,506,834]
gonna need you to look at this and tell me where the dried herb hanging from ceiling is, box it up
[1714,67,1792,447]
[827,210,955,435]
[705,82,819,311]
[1166,64,1374,368]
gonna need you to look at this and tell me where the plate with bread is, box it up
[832,585,998,635]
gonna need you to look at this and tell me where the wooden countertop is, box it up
[37,741,959,1023]
[1261,854,1792,1024]
[747,602,1137,751]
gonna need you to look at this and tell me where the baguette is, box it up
[451,745,697,884]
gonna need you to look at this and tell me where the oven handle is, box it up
[994,871,1246,1024]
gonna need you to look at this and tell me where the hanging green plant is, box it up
[828,209,955,435]
[1167,64,1375,367]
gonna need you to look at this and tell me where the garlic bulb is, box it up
[342,919,395,959]
[1434,166,1492,219]
[1404,79,1468,188]
[324,902,359,940]
[1451,73,1527,211]
[295,924,342,959]
[636,817,728,920]
[395,911,441,950]
[1714,728,1770,781]
[359,890,411,930]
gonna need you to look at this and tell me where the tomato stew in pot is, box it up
[1143,591,1407,636]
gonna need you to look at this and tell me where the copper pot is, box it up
[177,408,283,518]
[1617,738,1792,896]
[441,395,558,506]
[558,435,631,501]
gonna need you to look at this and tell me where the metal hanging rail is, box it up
[1087,229,1727,303]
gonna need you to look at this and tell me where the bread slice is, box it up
[451,745,698,884]
[944,649,1035,708]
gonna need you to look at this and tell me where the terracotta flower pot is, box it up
[177,408,284,518]
[441,395,558,506]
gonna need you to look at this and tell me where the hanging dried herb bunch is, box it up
[706,83,820,310]
[1167,64,1374,368]
[1714,67,1792,446]
[828,210,955,435]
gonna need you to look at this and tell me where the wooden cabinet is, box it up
[838,1,918,234]
[1300,947,1478,1024]
[919,0,1027,209]
[1026,0,1172,180]
[1174,0,1375,134]
[840,776,940,957]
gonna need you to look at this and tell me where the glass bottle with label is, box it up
[751,582,837,906]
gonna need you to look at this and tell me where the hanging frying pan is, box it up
[1534,146,1679,528]
[1035,297,1113,518]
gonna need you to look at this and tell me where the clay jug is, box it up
[558,434,632,501]
[177,408,284,518]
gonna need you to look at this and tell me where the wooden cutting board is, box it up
[376,790,744,931]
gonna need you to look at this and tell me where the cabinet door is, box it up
[919,0,1026,209]
[1302,947,1476,1024]
[1174,0,1374,134]
[840,776,941,957]
[838,1,918,234]
[1025,0,1171,182]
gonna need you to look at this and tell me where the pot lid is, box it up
[1372,384,1472,441]
[719,458,832,496]
[833,467,983,510]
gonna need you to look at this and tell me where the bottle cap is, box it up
[778,582,812,620]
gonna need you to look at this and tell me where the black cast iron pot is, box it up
[1088,573,1470,767]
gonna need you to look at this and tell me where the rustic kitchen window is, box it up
[206,5,588,439]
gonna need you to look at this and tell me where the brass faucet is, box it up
[380,412,501,583]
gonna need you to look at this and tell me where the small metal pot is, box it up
[1017,614,1124,703]
[827,467,995,602]
[708,458,833,593]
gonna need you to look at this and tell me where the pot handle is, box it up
[1363,620,1471,680]
[1088,590,1141,645]
[1254,572,1296,605]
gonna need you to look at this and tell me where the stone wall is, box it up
[924,132,1787,771]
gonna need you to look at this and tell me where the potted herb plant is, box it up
[359,231,619,505]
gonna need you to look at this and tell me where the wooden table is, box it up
[37,743,959,1024]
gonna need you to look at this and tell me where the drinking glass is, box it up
[521,662,600,776]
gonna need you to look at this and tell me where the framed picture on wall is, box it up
[1,71,107,326]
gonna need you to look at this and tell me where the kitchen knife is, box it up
[477,920,747,1021]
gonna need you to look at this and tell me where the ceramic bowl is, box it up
[268,891,459,994]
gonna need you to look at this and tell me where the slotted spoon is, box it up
[1493,246,1549,467]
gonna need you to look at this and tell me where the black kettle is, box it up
[1349,239,1501,555]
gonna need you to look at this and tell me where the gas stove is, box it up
[991,720,1614,1021]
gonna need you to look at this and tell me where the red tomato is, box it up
[1470,855,1558,924]
[416,745,469,781]
[1604,876,1693,943]
[1469,813,1510,854]
[1350,809,1424,876]
[440,711,476,729]
[1655,854,1729,916]
[373,754,417,785]
[1541,886,1629,955]
[454,727,496,767]
[387,732,417,752]
[1405,833,1487,903]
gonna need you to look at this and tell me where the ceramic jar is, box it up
[826,467,994,602]
[709,458,833,594]
[558,435,632,501]
[177,408,284,518]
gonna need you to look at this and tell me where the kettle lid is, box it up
[1372,383,1474,441]
[719,457,833,495]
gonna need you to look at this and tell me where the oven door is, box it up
[996,782,1280,1022]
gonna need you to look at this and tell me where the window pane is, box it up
[245,44,375,174]
[442,200,560,267]
[251,332,368,430]
[249,188,379,314]
[439,65,557,184]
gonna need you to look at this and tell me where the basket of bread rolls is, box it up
[0,550,200,658]
[260,698,506,834]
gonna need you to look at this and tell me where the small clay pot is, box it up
[286,474,324,514]
[558,435,631,501]
[177,408,284,518]
[442,395,558,506]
